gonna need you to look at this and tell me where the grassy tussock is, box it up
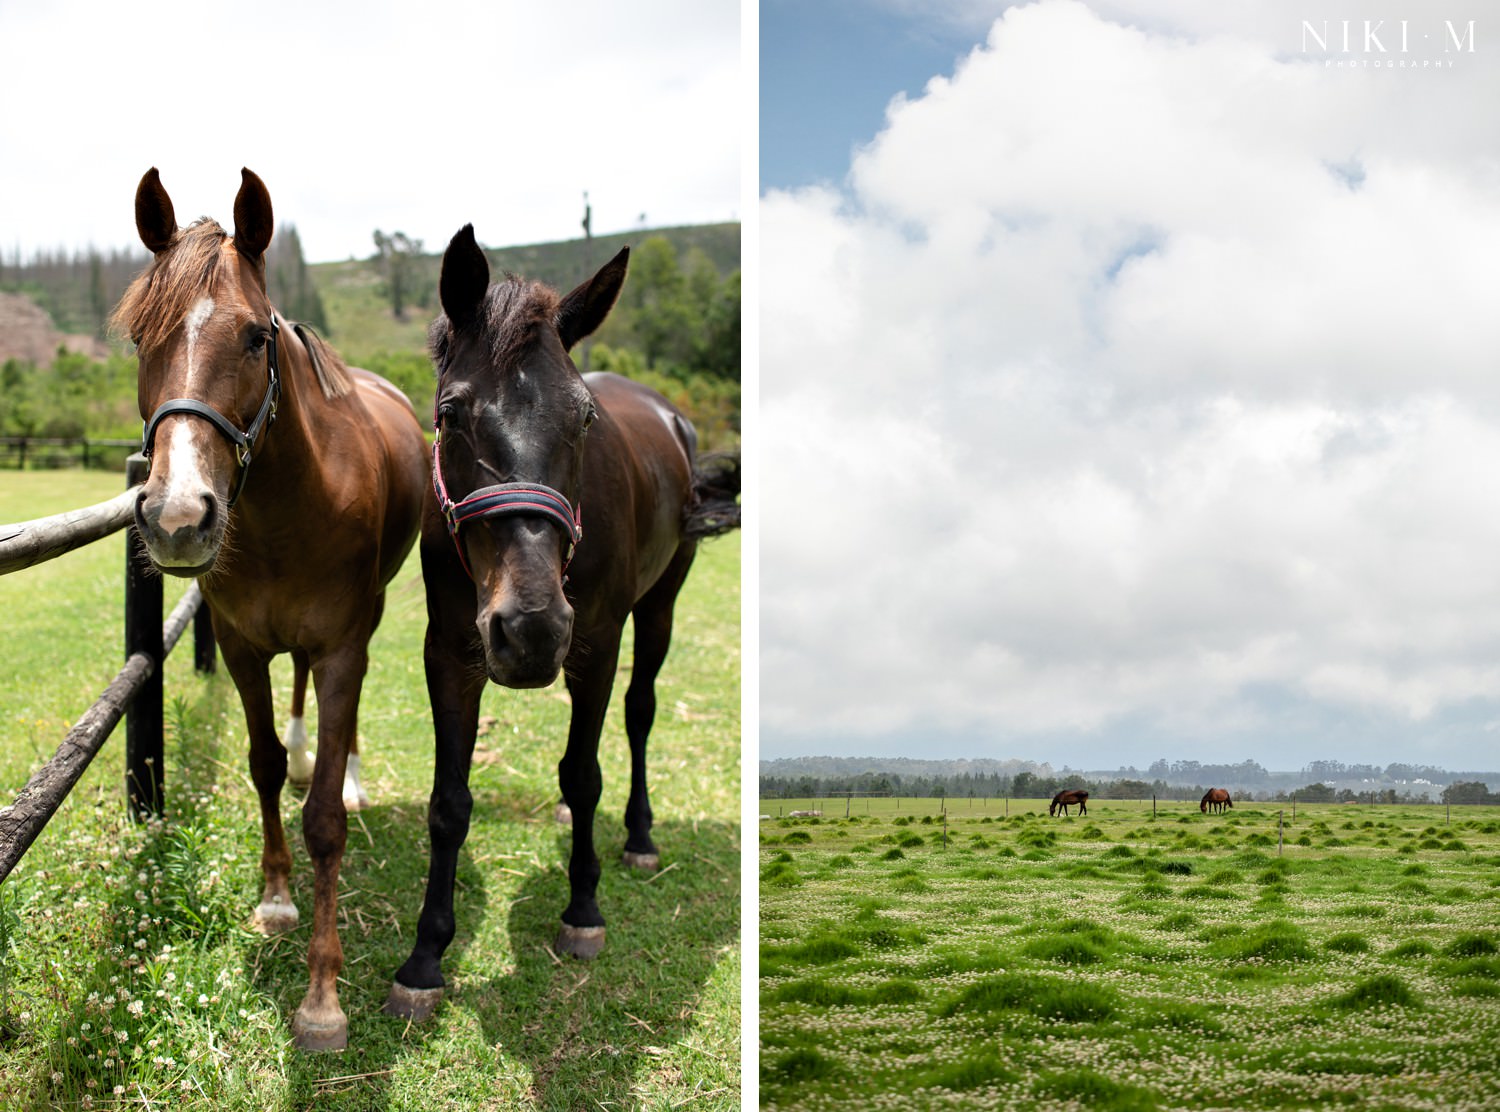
[761,795,1500,1109]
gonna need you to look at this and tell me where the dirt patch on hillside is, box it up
[0,292,111,366]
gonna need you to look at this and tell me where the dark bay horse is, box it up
[384,226,739,1021]
[114,169,428,1050]
[1050,790,1089,817]
[1201,788,1233,814]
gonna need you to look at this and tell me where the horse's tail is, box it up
[684,450,741,539]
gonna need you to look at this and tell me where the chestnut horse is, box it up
[384,226,739,1020]
[114,169,428,1050]
[1201,788,1233,814]
[1050,790,1089,817]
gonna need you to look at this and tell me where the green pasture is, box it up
[761,795,1500,1110]
[0,470,741,1110]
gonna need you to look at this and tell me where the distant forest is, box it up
[759,755,1500,805]
[0,221,740,448]
[0,227,327,340]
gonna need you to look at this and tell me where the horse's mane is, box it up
[111,218,350,400]
[293,323,353,399]
[428,276,561,371]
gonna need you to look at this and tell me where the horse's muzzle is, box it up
[134,443,228,575]
[479,595,574,688]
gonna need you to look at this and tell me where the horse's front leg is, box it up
[217,628,297,934]
[386,623,486,1021]
[290,643,365,1052]
[555,637,621,959]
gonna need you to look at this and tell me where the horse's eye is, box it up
[437,403,459,429]
[583,405,598,430]
[247,330,269,354]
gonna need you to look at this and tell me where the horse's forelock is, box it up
[111,219,231,350]
[429,278,561,381]
[484,278,560,366]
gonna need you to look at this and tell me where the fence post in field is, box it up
[124,453,164,820]
[1153,794,1157,818]
[1278,810,1284,856]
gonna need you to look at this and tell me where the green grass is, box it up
[0,471,740,1109]
[761,795,1500,1109]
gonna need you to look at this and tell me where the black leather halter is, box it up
[141,314,281,507]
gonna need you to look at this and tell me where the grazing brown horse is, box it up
[1201,787,1233,814]
[1050,789,1089,817]
[114,168,428,1050]
[384,226,739,1021]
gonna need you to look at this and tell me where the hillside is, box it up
[310,222,740,363]
[0,292,110,366]
[0,221,741,449]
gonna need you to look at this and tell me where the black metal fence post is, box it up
[124,453,163,819]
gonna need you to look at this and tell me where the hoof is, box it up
[555,802,572,825]
[384,982,443,1022]
[555,922,606,960]
[622,850,660,872]
[291,1008,347,1052]
[251,898,300,935]
[343,789,370,813]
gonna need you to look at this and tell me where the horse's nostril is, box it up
[199,493,218,533]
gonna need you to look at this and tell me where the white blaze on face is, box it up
[153,297,219,537]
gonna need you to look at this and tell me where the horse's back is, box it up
[574,373,698,613]
[585,372,697,459]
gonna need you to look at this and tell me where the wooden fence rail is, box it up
[0,437,139,471]
[0,454,214,884]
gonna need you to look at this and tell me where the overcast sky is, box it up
[0,0,739,263]
[760,0,1500,771]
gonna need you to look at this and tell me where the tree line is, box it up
[0,227,326,340]
[1,224,737,451]
[758,769,1499,806]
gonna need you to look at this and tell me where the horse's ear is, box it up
[232,168,274,265]
[439,224,490,329]
[135,168,177,255]
[556,246,629,351]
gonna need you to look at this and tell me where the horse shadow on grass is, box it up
[252,790,738,1109]
[463,815,740,1105]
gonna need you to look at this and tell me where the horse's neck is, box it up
[238,343,344,511]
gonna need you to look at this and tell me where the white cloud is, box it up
[0,0,738,262]
[762,0,1500,767]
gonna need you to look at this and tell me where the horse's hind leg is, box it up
[622,543,697,871]
[284,650,314,786]
[342,592,385,812]
[218,631,298,935]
